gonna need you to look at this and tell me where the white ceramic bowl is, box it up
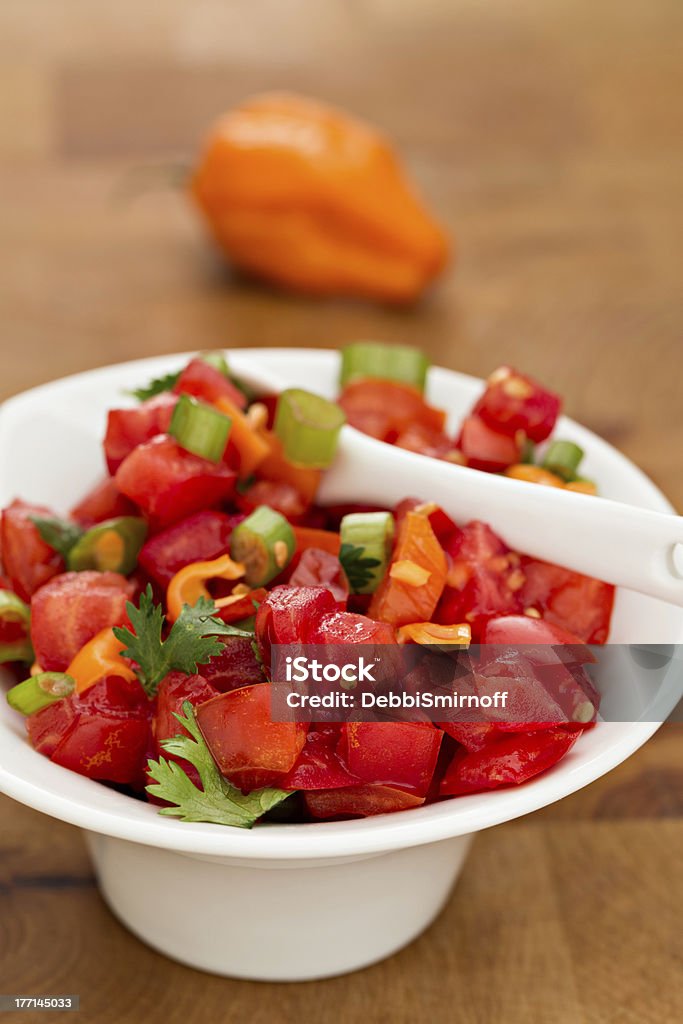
[1,349,681,981]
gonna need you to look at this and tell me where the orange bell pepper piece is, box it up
[369,510,447,627]
[292,526,341,556]
[256,431,321,504]
[167,553,246,622]
[67,627,137,694]
[190,92,450,304]
[397,622,471,646]
[214,396,271,480]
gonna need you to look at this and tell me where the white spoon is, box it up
[230,355,683,608]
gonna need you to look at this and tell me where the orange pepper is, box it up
[67,627,137,695]
[369,511,447,627]
[190,93,450,304]
[292,526,341,556]
[256,431,322,504]
[167,553,246,622]
[397,622,471,646]
[504,464,565,487]
[214,396,271,480]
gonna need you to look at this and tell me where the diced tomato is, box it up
[154,672,218,748]
[237,480,309,522]
[338,722,443,796]
[339,379,446,443]
[520,558,614,644]
[472,366,561,443]
[70,477,138,527]
[255,585,338,669]
[115,435,236,528]
[281,730,360,790]
[394,423,454,459]
[435,522,524,640]
[440,726,581,795]
[456,415,521,472]
[28,675,150,785]
[307,610,396,645]
[26,697,78,758]
[198,636,265,692]
[369,511,447,627]
[481,615,591,650]
[174,357,247,409]
[305,785,425,819]
[0,500,65,602]
[104,393,177,474]
[30,571,134,672]
[288,548,349,605]
[394,497,457,542]
[195,684,307,791]
[138,510,236,588]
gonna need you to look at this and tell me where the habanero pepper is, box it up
[190,92,450,304]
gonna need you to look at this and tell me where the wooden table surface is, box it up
[1,1,682,1021]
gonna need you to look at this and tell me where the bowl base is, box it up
[86,831,472,981]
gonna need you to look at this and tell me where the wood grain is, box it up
[0,0,682,1020]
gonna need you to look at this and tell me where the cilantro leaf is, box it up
[339,542,382,592]
[113,585,252,697]
[31,516,84,560]
[127,370,180,403]
[146,701,290,827]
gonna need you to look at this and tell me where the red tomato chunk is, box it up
[30,570,134,672]
[1,500,64,601]
[472,366,561,443]
[338,722,443,797]
[440,727,581,795]
[138,509,236,588]
[104,393,177,474]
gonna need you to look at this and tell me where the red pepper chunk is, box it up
[195,684,307,792]
[472,366,561,443]
[138,510,237,588]
[115,435,236,529]
[104,393,177,474]
[338,722,443,797]
[440,726,581,795]
[281,729,360,790]
[174,357,247,409]
[305,785,425,819]
[0,500,65,601]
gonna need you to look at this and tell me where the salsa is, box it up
[0,346,613,828]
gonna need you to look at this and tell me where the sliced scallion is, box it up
[7,672,75,715]
[274,389,345,468]
[67,517,148,574]
[199,350,230,377]
[542,440,584,481]
[520,438,536,464]
[230,506,296,586]
[339,511,395,594]
[340,342,430,393]
[169,394,232,463]
[0,590,33,664]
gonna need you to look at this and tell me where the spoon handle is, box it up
[319,430,683,607]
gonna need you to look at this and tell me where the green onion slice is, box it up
[7,672,75,715]
[340,342,430,393]
[542,440,584,481]
[274,389,346,469]
[520,438,536,464]
[230,506,296,587]
[339,511,395,594]
[199,350,230,378]
[67,517,148,575]
[169,394,232,463]
[0,590,33,664]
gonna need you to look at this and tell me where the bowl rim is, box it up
[0,348,679,861]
